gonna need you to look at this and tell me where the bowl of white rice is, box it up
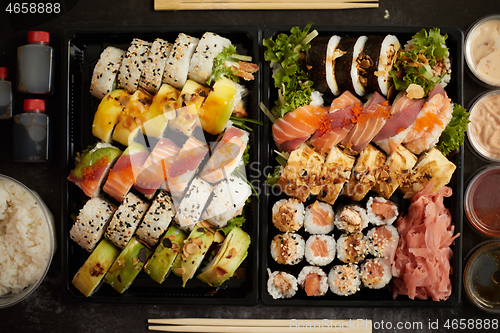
[0,174,56,308]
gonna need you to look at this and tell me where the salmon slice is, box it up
[342,92,391,153]
[103,151,149,202]
[134,138,180,197]
[311,238,329,257]
[330,90,362,111]
[167,136,209,198]
[272,104,329,146]
[311,201,334,227]
[304,273,321,296]
[371,202,397,220]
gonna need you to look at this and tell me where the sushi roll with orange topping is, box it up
[328,263,361,296]
[360,258,392,289]
[334,204,369,234]
[270,233,305,266]
[271,198,305,233]
[336,232,369,264]
[366,196,398,226]
[297,266,328,297]
[366,225,399,262]
[304,234,336,266]
[303,200,334,235]
[267,269,298,299]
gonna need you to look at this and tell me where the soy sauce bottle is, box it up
[17,31,54,94]
[13,99,50,162]
[0,67,13,119]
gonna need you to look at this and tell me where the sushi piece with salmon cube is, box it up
[70,197,117,252]
[303,201,334,235]
[366,196,399,226]
[297,266,328,297]
[67,143,122,198]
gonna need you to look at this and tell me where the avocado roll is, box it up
[135,190,176,248]
[163,33,199,89]
[188,32,232,85]
[104,236,152,294]
[104,192,150,249]
[139,38,172,95]
[70,197,117,252]
[72,239,120,297]
[90,46,125,99]
[144,225,186,284]
[118,38,152,94]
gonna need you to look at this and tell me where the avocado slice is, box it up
[144,225,187,284]
[171,222,215,287]
[72,239,121,297]
[196,227,250,287]
[104,236,152,294]
[71,143,122,180]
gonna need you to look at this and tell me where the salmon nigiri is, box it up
[272,104,329,152]
[310,91,362,153]
[342,91,392,153]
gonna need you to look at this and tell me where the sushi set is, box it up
[63,26,261,304]
[62,24,464,307]
[260,25,464,307]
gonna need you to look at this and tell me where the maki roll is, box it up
[373,144,417,199]
[104,192,150,249]
[366,196,398,226]
[297,266,328,297]
[362,35,400,96]
[141,84,180,139]
[163,33,200,89]
[69,197,117,252]
[67,143,122,198]
[271,198,305,233]
[102,143,149,203]
[328,264,362,296]
[304,234,336,266]
[104,236,152,294]
[366,225,399,262]
[118,38,152,94]
[334,204,369,234]
[360,258,392,289]
[202,175,252,229]
[135,191,176,248]
[307,36,333,94]
[139,38,172,95]
[144,225,186,284]
[188,32,232,85]
[303,200,334,235]
[333,36,358,96]
[351,35,368,97]
[336,232,369,264]
[90,46,125,99]
[267,269,298,299]
[174,178,213,231]
[325,35,343,96]
[71,239,120,297]
[270,233,305,266]
[343,144,386,201]
[91,89,130,143]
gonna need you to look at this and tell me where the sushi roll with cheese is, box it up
[104,192,150,249]
[90,46,125,99]
[188,32,232,85]
[303,200,334,234]
[328,264,361,296]
[366,196,398,226]
[297,266,328,297]
[270,233,305,266]
[135,191,176,248]
[366,225,399,262]
[360,258,392,289]
[267,269,298,299]
[174,178,213,232]
[70,197,117,252]
[336,232,368,264]
[139,38,172,95]
[334,204,369,234]
[304,234,336,266]
[203,175,252,229]
[118,38,152,94]
[163,33,199,89]
[271,198,305,233]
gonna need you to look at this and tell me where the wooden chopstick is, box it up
[148,318,372,333]
[154,1,379,10]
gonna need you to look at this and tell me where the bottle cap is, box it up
[27,31,50,44]
[0,67,6,79]
[24,99,45,112]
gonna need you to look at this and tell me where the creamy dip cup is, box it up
[467,90,500,162]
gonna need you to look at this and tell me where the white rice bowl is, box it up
[0,176,54,303]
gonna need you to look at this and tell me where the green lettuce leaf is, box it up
[436,103,470,156]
